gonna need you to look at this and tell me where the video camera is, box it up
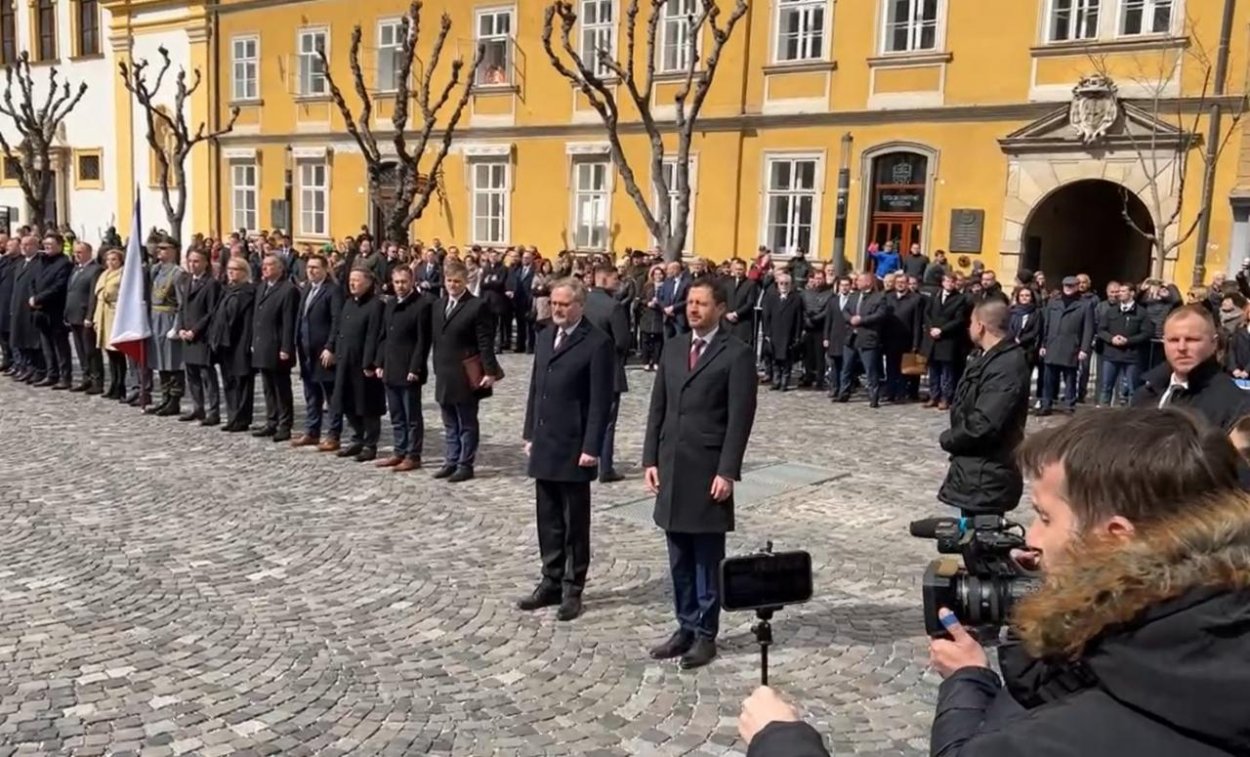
[721,543,813,684]
[909,515,1041,637]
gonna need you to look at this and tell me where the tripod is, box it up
[752,606,781,685]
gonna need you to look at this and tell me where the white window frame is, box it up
[1117,0,1173,37]
[231,35,259,102]
[880,0,941,54]
[571,157,612,252]
[297,28,328,97]
[475,6,515,87]
[773,0,828,64]
[231,162,258,233]
[658,0,699,74]
[469,158,511,246]
[579,0,617,79]
[761,153,823,258]
[1045,0,1101,43]
[297,160,329,238]
[376,19,405,93]
[652,157,698,253]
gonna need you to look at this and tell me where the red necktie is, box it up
[689,337,705,370]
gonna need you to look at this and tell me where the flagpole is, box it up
[135,185,149,410]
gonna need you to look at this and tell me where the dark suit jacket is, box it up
[431,292,503,405]
[8,256,40,349]
[660,274,691,331]
[823,292,852,357]
[415,261,443,297]
[761,290,804,361]
[642,329,758,534]
[381,293,433,386]
[64,261,101,326]
[296,280,344,383]
[725,276,760,343]
[843,290,888,351]
[523,319,615,482]
[884,291,924,353]
[31,253,73,325]
[511,265,536,309]
[251,279,300,371]
[1096,303,1149,364]
[583,288,630,394]
[924,290,970,363]
[179,275,222,366]
[209,282,254,377]
[0,255,16,334]
[1041,296,1095,368]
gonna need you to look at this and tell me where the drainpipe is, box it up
[729,0,754,258]
[1191,0,1236,287]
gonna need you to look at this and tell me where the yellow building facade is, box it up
[209,0,1250,287]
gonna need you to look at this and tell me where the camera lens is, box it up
[956,573,1042,629]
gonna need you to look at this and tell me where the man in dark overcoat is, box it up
[883,274,924,402]
[517,277,614,622]
[583,264,631,483]
[923,274,969,409]
[723,258,760,347]
[64,242,102,393]
[7,235,42,382]
[511,249,536,353]
[377,266,433,472]
[293,253,345,451]
[0,237,18,372]
[1038,276,1094,415]
[761,271,804,391]
[836,272,888,408]
[328,268,387,462]
[822,276,853,399]
[251,254,300,441]
[209,259,255,432]
[175,249,222,425]
[30,233,73,389]
[643,279,758,670]
[431,260,503,483]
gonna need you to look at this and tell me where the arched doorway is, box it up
[1021,179,1153,290]
[867,151,928,260]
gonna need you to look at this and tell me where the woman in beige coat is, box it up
[89,248,126,398]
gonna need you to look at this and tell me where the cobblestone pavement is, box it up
[0,354,978,757]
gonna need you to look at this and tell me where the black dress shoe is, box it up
[598,471,625,484]
[447,465,475,483]
[649,630,695,660]
[52,381,72,390]
[272,430,292,443]
[516,586,562,611]
[201,415,220,427]
[85,384,103,396]
[679,638,717,669]
[33,377,57,387]
[556,595,583,621]
[221,422,242,432]
[178,411,204,422]
[336,444,364,458]
[432,465,457,479]
[354,446,376,462]
[69,383,88,393]
[251,426,277,437]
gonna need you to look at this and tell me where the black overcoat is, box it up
[31,253,72,326]
[0,255,16,334]
[823,293,852,357]
[64,261,102,326]
[725,276,760,344]
[761,290,804,361]
[209,282,254,377]
[179,275,222,367]
[431,292,502,405]
[380,293,433,386]
[642,330,758,534]
[8,257,41,349]
[330,292,387,417]
[1041,297,1094,368]
[583,288,630,394]
[523,319,615,482]
[296,281,344,384]
[884,291,923,353]
[924,290,970,363]
[480,263,510,317]
[638,282,665,335]
[251,279,299,371]
[1096,303,1149,364]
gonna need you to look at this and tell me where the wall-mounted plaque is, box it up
[949,209,984,253]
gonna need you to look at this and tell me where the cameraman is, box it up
[738,407,1248,756]
[937,298,1031,515]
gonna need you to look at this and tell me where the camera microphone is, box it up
[908,517,966,539]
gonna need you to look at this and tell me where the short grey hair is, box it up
[263,253,287,274]
[550,277,587,304]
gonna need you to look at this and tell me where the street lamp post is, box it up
[833,132,853,278]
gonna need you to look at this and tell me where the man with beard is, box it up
[176,249,223,425]
[328,268,387,463]
[251,255,300,441]
[377,266,433,471]
[761,271,804,391]
[883,273,923,402]
[293,253,345,452]
[1037,276,1094,416]
[64,242,102,393]
[29,233,73,389]
[798,269,833,389]
[723,258,760,348]
[145,238,186,414]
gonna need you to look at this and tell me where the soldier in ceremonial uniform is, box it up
[146,238,186,416]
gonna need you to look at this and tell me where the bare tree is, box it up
[0,53,87,227]
[119,47,240,243]
[318,0,481,245]
[542,0,747,262]
[1089,32,1246,281]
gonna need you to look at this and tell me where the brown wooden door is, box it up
[868,215,922,271]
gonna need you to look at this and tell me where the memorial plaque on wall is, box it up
[949,209,984,253]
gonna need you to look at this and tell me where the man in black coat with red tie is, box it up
[643,279,758,670]
[517,277,614,622]
[377,266,433,472]
[251,255,300,442]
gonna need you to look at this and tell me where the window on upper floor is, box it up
[76,0,100,57]
[1048,0,1100,42]
[470,159,510,245]
[475,8,514,87]
[0,1,15,64]
[36,0,57,62]
[378,19,405,92]
[1119,0,1172,36]
[232,36,259,102]
[659,0,698,73]
[775,0,826,63]
[764,155,820,257]
[297,29,328,97]
[580,0,616,78]
[572,158,610,251]
[882,0,938,53]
